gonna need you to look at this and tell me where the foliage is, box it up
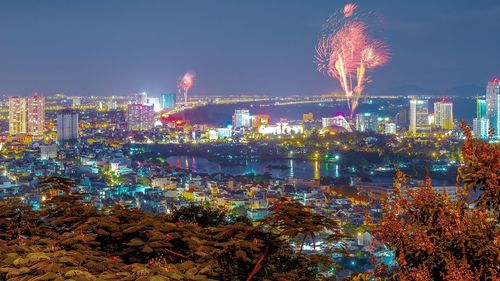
[168,202,228,227]
[0,182,341,281]
[372,124,500,281]
[459,122,500,214]
[38,176,76,198]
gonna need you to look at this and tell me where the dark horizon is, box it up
[0,0,499,97]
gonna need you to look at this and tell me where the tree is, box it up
[168,202,227,227]
[372,124,500,281]
[244,198,342,281]
[459,123,500,215]
[38,176,76,198]
[259,198,341,253]
[0,188,342,280]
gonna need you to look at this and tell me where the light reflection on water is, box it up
[166,156,340,180]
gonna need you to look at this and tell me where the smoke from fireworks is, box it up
[177,71,196,106]
[315,3,390,117]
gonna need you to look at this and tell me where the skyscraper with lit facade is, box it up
[355,113,378,132]
[132,92,148,104]
[473,118,490,139]
[127,104,155,131]
[27,92,45,136]
[232,109,251,128]
[160,92,176,110]
[409,97,429,134]
[57,109,79,142]
[476,97,487,119]
[486,77,500,137]
[396,106,409,130]
[433,99,453,130]
[8,97,27,135]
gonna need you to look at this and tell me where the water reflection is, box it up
[314,161,320,180]
[166,156,342,180]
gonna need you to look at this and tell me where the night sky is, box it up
[0,0,499,97]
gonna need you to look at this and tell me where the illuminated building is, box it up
[476,97,487,119]
[107,100,117,110]
[127,104,154,131]
[409,98,430,134]
[208,129,218,141]
[27,92,45,136]
[40,144,58,160]
[433,99,453,130]
[473,118,490,139]
[322,114,352,132]
[355,114,365,132]
[303,112,314,122]
[217,127,232,139]
[147,97,161,112]
[72,97,81,106]
[232,109,251,128]
[57,109,79,141]
[259,123,304,135]
[396,106,410,130]
[252,114,270,129]
[355,113,378,132]
[160,92,176,110]
[132,92,148,104]
[474,96,489,139]
[384,123,396,135]
[486,77,500,137]
[8,97,27,135]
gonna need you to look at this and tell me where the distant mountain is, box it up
[375,84,485,97]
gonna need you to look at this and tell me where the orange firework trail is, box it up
[315,3,390,117]
[177,71,196,106]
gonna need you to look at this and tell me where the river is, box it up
[166,156,340,180]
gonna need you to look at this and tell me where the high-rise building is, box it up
[27,92,45,136]
[57,109,79,142]
[107,100,117,110]
[365,113,378,132]
[147,97,161,112]
[473,118,490,139]
[8,97,27,135]
[127,104,155,131]
[409,98,429,134]
[132,92,148,104]
[433,99,453,130]
[486,77,500,137]
[160,92,176,110]
[72,97,81,107]
[232,109,251,128]
[396,107,410,130]
[385,123,397,135]
[355,113,378,132]
[476,97,487,119]
[355,113,365,132]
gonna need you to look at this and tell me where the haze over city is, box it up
[0,0,499,96]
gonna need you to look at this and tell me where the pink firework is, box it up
[343,3,357,18]
[315,3,390,117]
[177,71,196,106]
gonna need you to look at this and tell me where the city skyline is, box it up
[0,0,499,96]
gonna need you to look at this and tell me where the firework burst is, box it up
[315,3,390,117]
[177,71,196,106]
